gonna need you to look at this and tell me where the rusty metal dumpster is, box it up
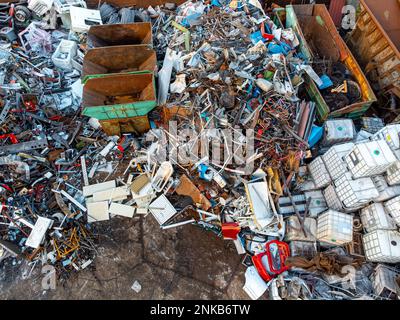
[87,23,152,49]
[82,72,156,121]
[346,0,400,99]
[82,45,156,83]
[83,22,156,136]
[285,4,377,121]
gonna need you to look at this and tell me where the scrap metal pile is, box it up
[0,0,399,300]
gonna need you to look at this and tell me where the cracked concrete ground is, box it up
[0,214,251,300]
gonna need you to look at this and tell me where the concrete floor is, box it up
[0,214,250,300]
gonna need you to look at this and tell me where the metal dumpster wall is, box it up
[346,0,400,98]
[287,4,376,120]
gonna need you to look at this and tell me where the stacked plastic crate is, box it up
[309,120,388,213]
[372,125,400,186]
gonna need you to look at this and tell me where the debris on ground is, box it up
[0,0,399,300]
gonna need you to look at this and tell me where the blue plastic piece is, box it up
[267,42,291,55]
[182,13,202,27]
[250,31,264,45]
[264,23,272,34]
[150,120,157,129]
[200,112,210,122]
[318,74,334,90]
[211,0,222,6]
[308,125,323,147]
[62,259,72,267]
[253,87,261,98]
[198,164,213,181]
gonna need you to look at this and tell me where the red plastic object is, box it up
[221,222,241,240]
[252,240,290,282]
[0,134,18,144]
[261,22,274,41]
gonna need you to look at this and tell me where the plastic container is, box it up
[372,124,400,152]
[277,191,327,217]
[317,210,353,246]
[361,117,385,134]
[308,156,331,188]
[360,203,397,232]
[355,130,373,143]
[70,6,102,33]
[284,216,317,242]
[289,241,317,259]
[322,142,354,180]
[372,175,400,202]
[384,196,400,227]
[51,39,77,70]
[28,0,53,16]
[345,140,396,178]
[363,230,400,263]
[323,184,363,213]
[322,119,355,146]
[386,161,400,186]
[53,0,86,14]
[334,172,379,208]
[371,264,400,299]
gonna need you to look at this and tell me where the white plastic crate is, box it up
[372,124,400,152]
[28,0,54,16]
[322,142,354,180]
[386,161,400,186]
[355,130,373,143]
[277,191,327,217]
[363,230,400,263]
[304,190,328,217]
[371,264,400,299]
[360,203,397,232]
[345,140,396,178]
[308,156,331,188]
[384,195,400,227]
[322,119,355,146]
[284,216,317,242]
[334,172,379,208]
[317,210,353,246]
[51,39,77,70]
[372,175,400,202]
[323,184,362,213]
[323,185,343,211]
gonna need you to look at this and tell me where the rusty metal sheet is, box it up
[83,72,155,108]
[87,23,152,48]
[347,0,400,97]
[328,0,345,27]
[86,0,185,9]
[100,115,150,136]
[362,0,400,52]
[82,45,156,79]
[175,174,211,211]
